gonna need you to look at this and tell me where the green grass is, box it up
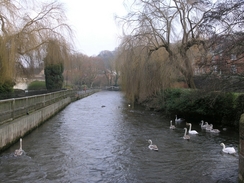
[27,80,46,90]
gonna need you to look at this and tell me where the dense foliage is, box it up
[0,80,14,99]
[27,80,46,90]
[0,80,14,93]
[157,89,242,126]
[44,63,64,90]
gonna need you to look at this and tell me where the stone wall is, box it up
[0,97,71,152]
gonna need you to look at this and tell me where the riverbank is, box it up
[139,89,242,128]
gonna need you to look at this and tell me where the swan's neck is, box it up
[184,129,187,136]
[222,144,226,149]
[170,121,172,125]
[189,124,192,131]
[175,115,177,120]
[19,139,22,150]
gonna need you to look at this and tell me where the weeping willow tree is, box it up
[0,1,21,93]
[118,35,177,105]
[0,35,16,93]
[0,0,73,94]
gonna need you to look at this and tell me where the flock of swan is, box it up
[148,116,236,154]
[14,116,236,155]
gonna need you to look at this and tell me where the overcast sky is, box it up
[61,0,127,56]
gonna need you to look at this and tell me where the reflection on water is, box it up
[0,91,239,182]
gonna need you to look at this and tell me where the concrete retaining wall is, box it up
[0,90,76,124]
[0,97,71,152]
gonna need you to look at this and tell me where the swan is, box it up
[200,120,209,129]
[14,138,24,156]
[210,124,220,133]
[183,128,190,140]
[175,115,184,123]
[148,140,158,151]
[186,123,198,134]
[205,123,213,131]
[220,143,236,154]
[169,120,176,129]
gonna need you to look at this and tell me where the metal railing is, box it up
[0,90,76,124]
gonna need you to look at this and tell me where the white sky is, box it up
[61,0,127,56]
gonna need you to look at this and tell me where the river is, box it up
[0,91,239,183]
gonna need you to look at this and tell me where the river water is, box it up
[0,91,239,183]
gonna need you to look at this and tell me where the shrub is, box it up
[0,80,14,93]
[28,80,46,90]
[0,80,15,99]
[158,88,236,124]
[44,63,64,90]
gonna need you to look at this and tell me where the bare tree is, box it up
[195,0,244,91]
[201,0,244,65]
[83,56,104,88]
[118,0,212,89]
[63,53,106,89]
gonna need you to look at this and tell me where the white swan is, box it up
[169,120,176,129]
[200,120,210,129]
[220,143,236,154]
[205,123,213,131]
[210,124,220,133]
[186,123,198,134]
[175,115,184,123]
[15,138,24,156]
[183,128,190,140]
[148,140,158,151]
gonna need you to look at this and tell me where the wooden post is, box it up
[239,114,244,182]
[11,99,15,119]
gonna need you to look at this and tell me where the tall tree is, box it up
[0,0,73,92]
[201,0,244,67]
[118,35,173,104]
[118,0,212,89]
[44,39,67,90]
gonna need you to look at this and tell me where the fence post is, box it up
[239,114,244,182]
[11,99,15,119]
[26,97,28,114]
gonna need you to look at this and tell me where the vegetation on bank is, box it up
[0,80,15,99]
[0,80,14,94]
[143,89,243,126]
[27,80,46,90]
